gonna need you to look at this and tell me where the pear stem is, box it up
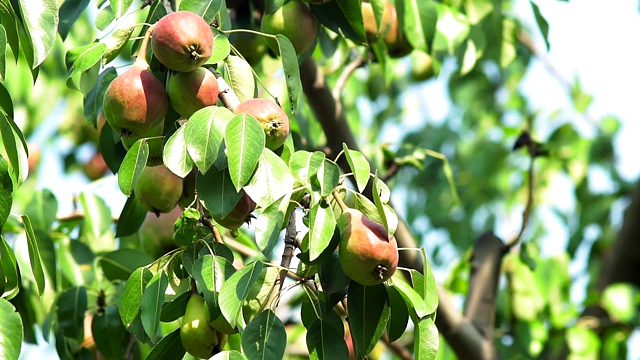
[136,24,156,63]
[332,190,348,212]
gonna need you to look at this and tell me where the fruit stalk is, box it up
[332,190,348,212]
[137,24,156,64]
[211,69,241,111]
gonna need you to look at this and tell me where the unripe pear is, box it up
[103,55,168,135]
[361,0,394,43]
[139,206,182,258]
[134,165,184,215]
[151,11,213,73]
[261,0,318,56]
[210,192,256,230]
[181,294,226,359]
[338,209,398,286]
[234,98,290,150]
[167,67,219,118]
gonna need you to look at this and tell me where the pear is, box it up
[338,209,398,286]
[134,165,184,215]
[233,98,290,150]
[261,0,318,57]
[181,294,226,359]
[167,67,219,118]
[210,192,256,230]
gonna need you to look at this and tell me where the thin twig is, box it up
[381,333,413,360]
[277,211,298,298]
[331,54,366,102]
[507,138,536,247]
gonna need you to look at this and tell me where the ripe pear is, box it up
[134,165,184,215]
[181,294,227,359]
[152,11,213,73]
[210,192,256,230]
[338,209,398,286]
[167,67,219,118]
[234,98,290,150]
[103,54,168,136]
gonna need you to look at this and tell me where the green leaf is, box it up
[160,291,190,322]
[0,83,13,119]
[316,159,340,197]
[219,261,264,329]
[34,230,56,291]
[24,189,57,231]
[21,215,45,295]
[275,34,301,114]
[58,0,90,40]
[0,236,18,299]
[403,0,438,52]
[103,25,135,65]
[95,4,115,31]
[225,114,265,191]
[0,111,29,187]
[307,316,349,360]
[185,106,234,174]
[567,325,600,356]
[601,283,638,324]
[115,195,147,238]
[118,139,149,196]
[192,255,236,321]
[244,148,294,208]
[18,0,59,67]
[308,201,336,261]
[179,0,222,23]
[65,42,107,91]
[385,284,410,342]
[120,267,153,326]
[0,298,23,360]
[110,0,134,19]
[147,327,186,360]
[413,317,439,360]
[371,172,388,234]
[83,66,117,127]
[310,0,367,45]
[196,166,244,219]
[391,275,429,319]
[0,3,20,63]
[289,150,325,189]
[343,145,371,192]
[208,29,231,64]
[222,55,255,102]
[56,286,88,340]
[98,249,153,281]
[255,194,288,256]
[418,253,438,314]
[141,271,169,342]
[79,191,115,252]
[0,25,6,80]
[0,156,13,229]
[241,309,287,360]
[91,306,129,359]
[241,266,279,324]
[530,1,549,51]
[347,282,390,357]
[163,125,194,178]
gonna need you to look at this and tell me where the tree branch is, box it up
[299,56,488,359]
[277,211,298,297]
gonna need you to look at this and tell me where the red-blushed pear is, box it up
[103,26,168,136]
[181,294,227,359]
[167,67,219,118]
[134,165,184,215]
[261,0,317,56]
[151,11,213,73]
[233,98,290,150]
[338,208,399,286]
[210,192,256,230]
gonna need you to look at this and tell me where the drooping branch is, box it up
[299,56,489,358]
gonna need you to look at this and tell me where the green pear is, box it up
[181,294,226,359]
[338,209,399,286]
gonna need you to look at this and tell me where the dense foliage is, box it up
[0,0,638,360]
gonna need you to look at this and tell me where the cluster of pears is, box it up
[181,293,235,359]
[102,11,290,219]
[337,202,399,286]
